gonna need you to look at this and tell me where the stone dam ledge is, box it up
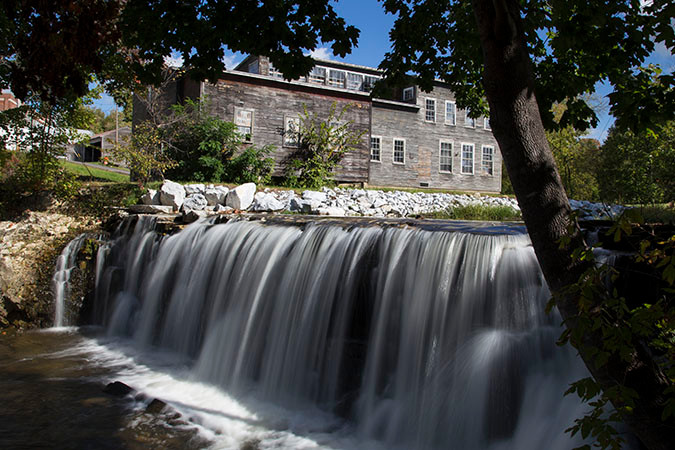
[129,180,625,225]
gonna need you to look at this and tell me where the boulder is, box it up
[252,192,285,212]
[159,180,186,211]
[302,190,327,204]
[146,398,168,414]
[184,183,206,195]
[140,189,160,205]
[182,194,208,212]
[204,186,229,205]
[225,183,256,210]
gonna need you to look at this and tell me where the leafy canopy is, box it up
[379,0,674,131]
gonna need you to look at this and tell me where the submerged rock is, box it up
[103,381,134,397]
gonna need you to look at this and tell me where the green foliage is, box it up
[110,121,175,186]
[547,127,601,201]
[225,145,275,185]
[284,103,365,189]
[552,212,675,449]
[80,106,130,134]
[423,204,522,221]
[379,1,673,133]
[597,121,675,205]
[163,100,241,182]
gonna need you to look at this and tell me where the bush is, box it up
[284,103,365,188]
[225,145,275,185]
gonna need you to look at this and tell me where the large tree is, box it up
[378,0,673,448]
[2,0,673,447]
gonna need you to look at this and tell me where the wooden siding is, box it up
[202,75,371,183]
[368,85,502,193]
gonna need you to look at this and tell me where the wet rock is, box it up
[103,381,134,397]
[146,398,168,414]
[183,210,208,224]
[226,183,256,210]
[159,180,186,211]
[127,205,174,214]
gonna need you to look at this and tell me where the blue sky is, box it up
[95,0,673,142]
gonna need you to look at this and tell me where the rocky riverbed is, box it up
[136,180,625,222]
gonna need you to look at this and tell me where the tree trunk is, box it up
[471,1,672,448]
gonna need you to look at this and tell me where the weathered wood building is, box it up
[135,56,502,192]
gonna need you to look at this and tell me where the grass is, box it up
[422,204,522,221]
[60,161,129,183]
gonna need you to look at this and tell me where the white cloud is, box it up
[222,54,241,70]
[306,47,333,60]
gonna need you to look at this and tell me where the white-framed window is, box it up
[234,108,254,142]
[363,75,379,92]
[403,87,415,101]
[425,98,436,122]
[308,66,327,84]
[370,136,381,162]
[439,141,453,173]
[482,145,494,175]
[445,101,456,125]
[465,111,476,128]
[328,69,346,88]
[284,115,300,147]
[393,138,405,164]
[461,143,474,174]
[347,73,364,90]
[484,117,491,130]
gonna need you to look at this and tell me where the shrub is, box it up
[225,145,275,185]
[284,103,365,188]
[424,204,522,221]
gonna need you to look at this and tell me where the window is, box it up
[445,101,456,125]
[248,60,259,74]
[363,75,379,92]
[370,136,381,162]
[393,139,405,164]
[425,98,436,122]
[439,141,453,173]
[461,143,474,174]
[328,69,346,88]
[268,63,284,79]
[347,73,364,90]
[484,117,491,130]
[403,87,415,101]
[234,108,253,142]
[284,116,300,147]
[465,111,476,128]
[482,145,494,175]
[308,66,327,84]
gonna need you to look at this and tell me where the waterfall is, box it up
[52,233,88,327]
[90,217,589,449]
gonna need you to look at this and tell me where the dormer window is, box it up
[308,67,326,84]
[328,69,346,88]
[403,87,415,101]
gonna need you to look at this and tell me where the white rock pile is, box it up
[133,180,623,221]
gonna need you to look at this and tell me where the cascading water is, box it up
[85,216,591,449]
[52,233,89,327]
